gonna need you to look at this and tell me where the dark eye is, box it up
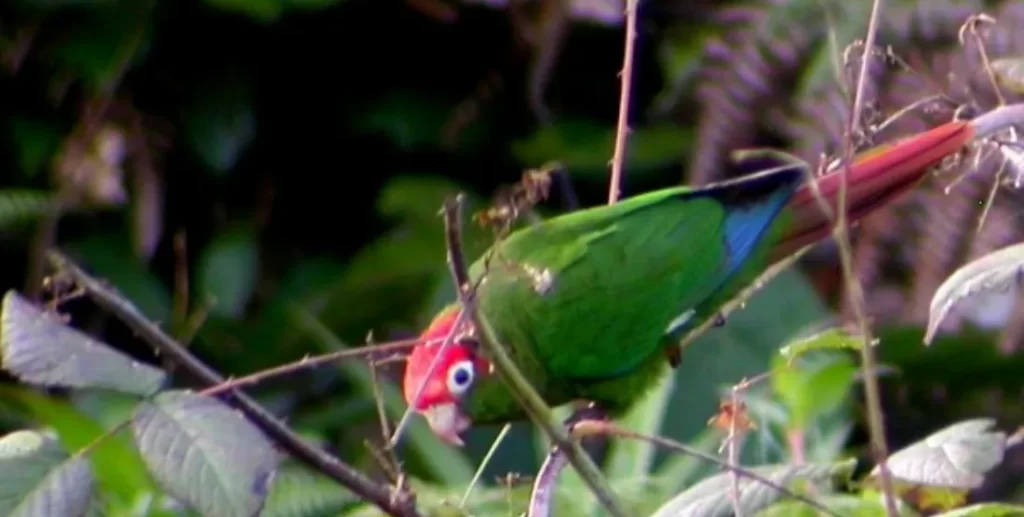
[446,360,475,396]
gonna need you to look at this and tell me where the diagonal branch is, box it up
[45,249,423,517]
[440,195,631,517]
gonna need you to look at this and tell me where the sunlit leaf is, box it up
[131,390,281,517]
[649,460,856,517]
[0,290,167,396]
[926,242,1024,345]
[874,418,1006,490]
[992,58,1024,94]
[0,429,94,517]
[196,228,260,319]
[778,327,869,362]
[771,354,856,428]
[183,80,257,176]
[932,503,1024,517]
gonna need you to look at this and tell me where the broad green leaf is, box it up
[933,503,1024,517]
[771,354,856,428]
[511,119,691,176]
[875,418,1006,490]
[0,290,166,396]
[0,387,156,506]
[992,58,1024,94]
[778,327,869,362]
[196,229,260,319]
[925,243,1024,345]
[0,429,94,517]
[662,268,830,461]
[262,464,355,517]
[353,91,492,154]
[183,80,257,176]
[755,493,900,517]
[0,190,54,230]
[131,390,281,517]
[649,459,856,517]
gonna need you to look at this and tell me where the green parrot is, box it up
[402,121,973,445]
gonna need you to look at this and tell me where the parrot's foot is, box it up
[562,402,608,431]
[664,345,682,368]
[713,312,727,327]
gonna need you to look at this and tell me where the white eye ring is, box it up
[446,360,475,396]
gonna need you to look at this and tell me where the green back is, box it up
[469,188,748,380]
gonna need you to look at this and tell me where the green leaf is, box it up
[511,119,691,176]
[925,242,1024,344]
[353,91,491,154]
[778,327,869,362]
[8,117,64,178]
[0,386,156,507]
[991,58,1024,94]
[876,418,1007,490]
[0,429,94,517]
[755,493,898,517]
[933,503,1024,517]
[649,459,856,517]
[604,371,675,483]
[661,268,830,462]
[196,229,260,319]
[183,80,257,176]
[0,190,55,231]
[131,390,281,517]
[1,290,167,396]
[771,354,856,428]
[46,1,153,91]
[67,231,173,322]
[262,464,355,517]
[876,417,1003,489]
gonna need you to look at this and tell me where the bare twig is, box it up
[441,195,631,517]
[607,0,639,204]
[834,0,898,514]
[45,250,423,517]
[198,339,420,397]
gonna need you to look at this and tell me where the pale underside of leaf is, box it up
[925,243,1024,345]
[0,290,167,396]
[131,390,281,517]
[648,460,855,517]
[0,429,95,517]
[876,418,1006,490]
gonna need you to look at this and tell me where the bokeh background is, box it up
[4,0,1024,515]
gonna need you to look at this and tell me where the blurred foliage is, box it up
[2,0,1024,516]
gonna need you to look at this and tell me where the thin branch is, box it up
[45,250,423,517]
[607,0,639,204]
[834,0,898,515]
[198,339,419,397]
[441,195,631,517]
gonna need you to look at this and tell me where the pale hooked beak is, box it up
[422,403,471,446]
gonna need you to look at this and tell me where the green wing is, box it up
[471,187,733,380]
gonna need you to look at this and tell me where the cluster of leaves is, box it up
[2,280,1023,517]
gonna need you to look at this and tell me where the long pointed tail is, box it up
[773,121,975,260]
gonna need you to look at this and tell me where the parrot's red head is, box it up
[402,306,491,446]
